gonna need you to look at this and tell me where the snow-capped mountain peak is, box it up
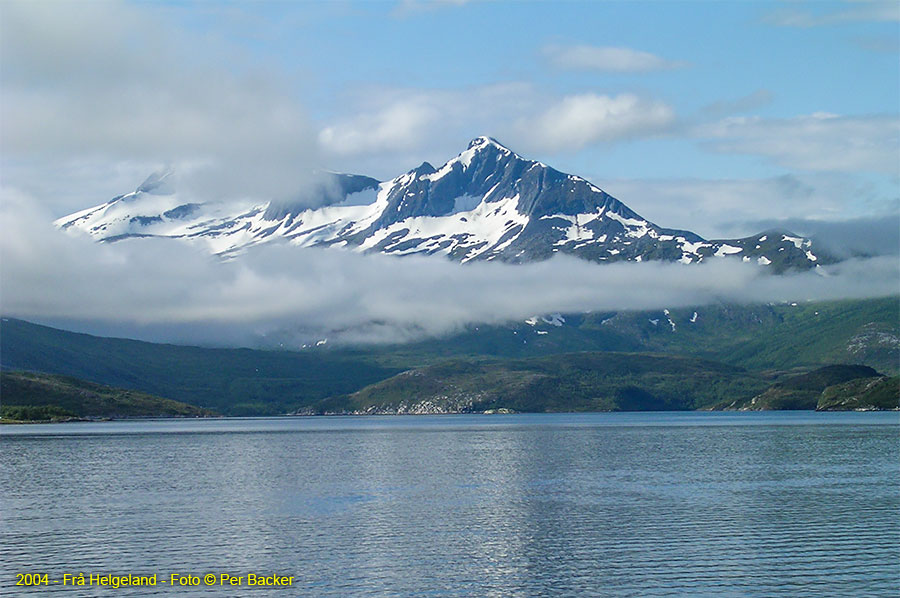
[468,135,504,150]
[54,138,827,270]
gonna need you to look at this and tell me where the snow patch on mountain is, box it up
[714,244,742,257]
[54,136,826,271]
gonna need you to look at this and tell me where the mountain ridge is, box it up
[2,296,896,415]
[56,136,826,271]
[4,306,896,416]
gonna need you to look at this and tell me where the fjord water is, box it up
[2,413,898,597]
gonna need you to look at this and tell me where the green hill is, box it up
[711,365,896,411]
[313,352,770,414]
[818,376,899,411]
[1,371,215,421]
[376,297,899,375]
[2,296,896,416]
[0,318,400,415]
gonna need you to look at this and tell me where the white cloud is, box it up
[766,1,900,27]
[0,1,321,212]
[393,0,476,16]
[519,93,675,152]
[852,33,900,53]
[702,90,774,118]
[318,86,675,171]
[543,44,683,72]
[2,187,896,347]
[600,173,898,238]
[317,83,537,163]
[319,98,444,155]
[695,113,900,175]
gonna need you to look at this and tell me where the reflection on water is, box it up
[2,412,898,597]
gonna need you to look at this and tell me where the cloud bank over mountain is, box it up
[2,188,896,347]
[1,0,896,349]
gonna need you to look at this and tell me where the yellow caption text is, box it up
[15,573,295,588]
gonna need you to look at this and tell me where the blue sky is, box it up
[1,0,898,237]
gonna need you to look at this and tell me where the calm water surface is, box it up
[2,412,898,597]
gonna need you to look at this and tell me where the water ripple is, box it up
[2,413,898,597]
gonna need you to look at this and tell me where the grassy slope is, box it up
[319,352,770,414]
[818,376,900,411]
[711,365,895,411]
[1,371,215,420]
[669,299,899,374]
[374,297,899,375]
[0,319,400,415]
[2,296,896,415]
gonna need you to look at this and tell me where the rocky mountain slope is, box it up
[56,137,825,271]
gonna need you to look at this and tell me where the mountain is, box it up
[0,317,401,415]
[709,364,899,411]
[55,136,825,271]
[2,297,896,415]
[379,297,900,377]
[318,357,899,415]
[817,376,899,411]
[711,364,882,410]
[0,371,215,421]
[311,352,769,415]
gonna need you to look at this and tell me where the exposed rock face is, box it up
[56,136,825,271]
